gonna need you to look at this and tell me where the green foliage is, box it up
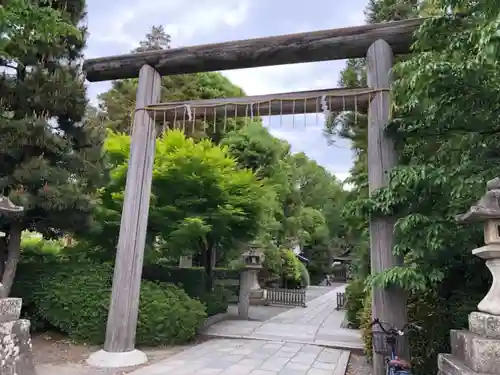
[359,292,373,357]
[142,265,239,300]
[33,262,112,343]
[14,260,206,345]
[88,130,272,289]
[298,261,310,288]
[0,0,105,238]
[0,0,82,61]
[280,249,302,286]
[345,279,367,328]
[20,232,63,256]
[136,281,206,345]
[143,265,207,298]
[331,2,499,374]
[198,285,231,317]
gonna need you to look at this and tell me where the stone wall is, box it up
[0,298,36,375]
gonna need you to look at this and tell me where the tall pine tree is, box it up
[0,0,105,297]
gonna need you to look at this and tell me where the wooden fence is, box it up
[335,292,346,310]
[265,288,306,307]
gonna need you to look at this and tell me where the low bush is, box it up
[198,285,231,317]
[136,281,206,345]
[142,265,240,299]
[143,265,206,297]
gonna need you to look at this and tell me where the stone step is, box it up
[438,354,486,375]
[450,329,500,374]
[469,311,500,339]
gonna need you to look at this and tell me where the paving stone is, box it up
[290,352,319,366]
[279,369,308,375]
[317,349,342,363]
[240,358,264,367]
[312,361,335,371]
[126,286,353,375]
[307,369,333,375]
[221,364,254,375]
[300,345,323,354]
[201,370,224,375]
[282,362,311,372]
[259,356,290,372]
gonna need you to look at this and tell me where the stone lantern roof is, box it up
[0,196,24,219]
[456,177,500,223]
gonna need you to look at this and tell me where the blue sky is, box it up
[84,0,369,182]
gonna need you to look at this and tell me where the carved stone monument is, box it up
[0,197,36,375]
[238,244,266,319]
[438,178,500,375]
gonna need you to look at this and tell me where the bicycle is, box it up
[370,318,422,375]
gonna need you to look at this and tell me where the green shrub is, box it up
[298,261,310,288]
[143,265,206,297]
[198,285,231,317]
[345,278,366,328]
[12,260,66,331]
[22,261,206,345]
[281,249,302,288]
[136,281,206,345]
[33,262,112,343]
[21,232,63,256]
[142,265,240,298]
[359,292,373,357]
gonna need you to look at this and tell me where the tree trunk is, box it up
[204,237,214,293]
[0,222,22,298]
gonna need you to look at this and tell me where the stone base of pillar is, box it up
[87,349,148,368]
[0,298,36,375]
[249,288,267,305]
[438,311,500,375]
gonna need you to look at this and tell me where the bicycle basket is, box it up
[371,331,407,356]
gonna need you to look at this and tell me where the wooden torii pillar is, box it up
[367,39,408,375]
[87,65,161,367]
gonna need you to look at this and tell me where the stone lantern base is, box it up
[438,311,500,375]
[0,298,36,375]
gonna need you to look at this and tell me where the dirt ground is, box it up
[346,353,372,375]
[33,331,208,375]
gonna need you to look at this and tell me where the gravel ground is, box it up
[33,331,207,375]
[346,353,372,375]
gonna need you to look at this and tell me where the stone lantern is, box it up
[238,242,266,319]
[438,178,500,375]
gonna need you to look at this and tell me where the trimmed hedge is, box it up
[142,265,240,298]
[13,260,207,345]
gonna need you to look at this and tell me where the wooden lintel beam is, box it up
[83,18,424,82]
[145,87,373,122]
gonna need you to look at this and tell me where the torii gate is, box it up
[82,18,423,375]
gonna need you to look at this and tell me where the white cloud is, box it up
[86,0,251,51]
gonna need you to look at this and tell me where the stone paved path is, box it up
[129,338,350,375]
[116,285,360,375]
[203,285,362,349]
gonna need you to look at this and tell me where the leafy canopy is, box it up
[92,130,273,261]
